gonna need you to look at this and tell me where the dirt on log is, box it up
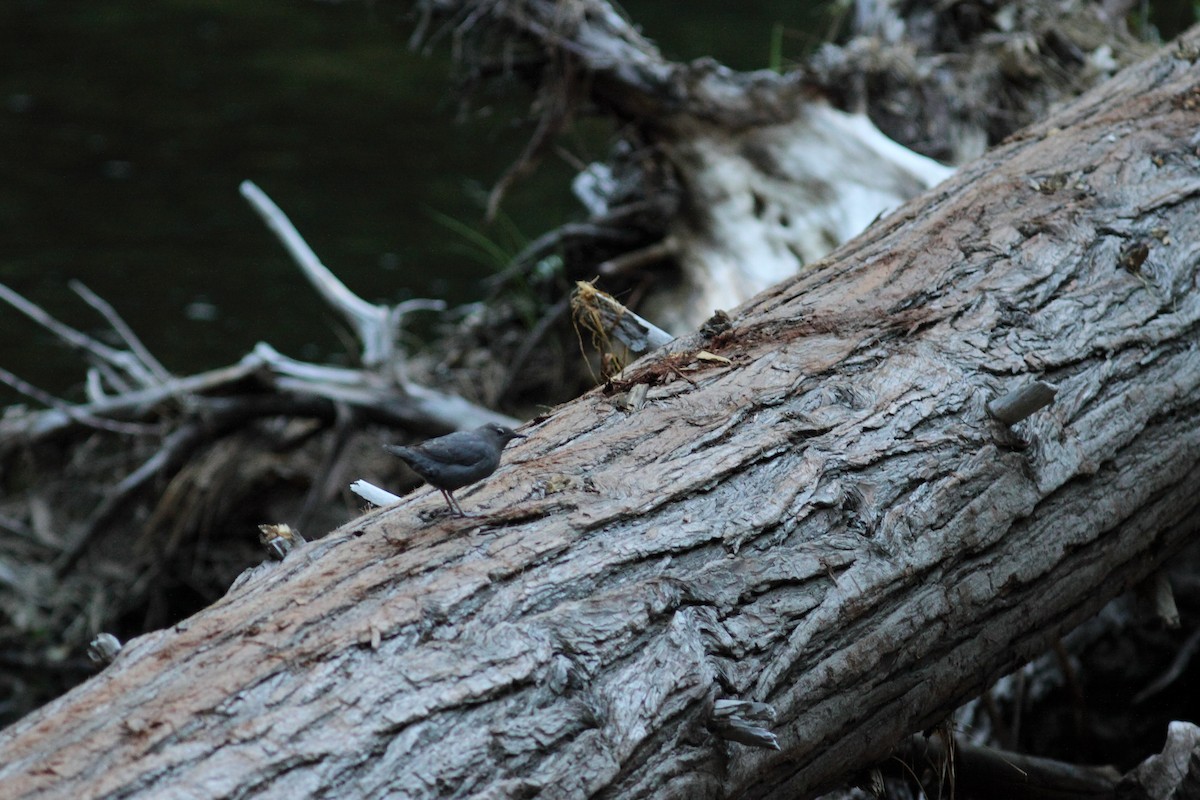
[3,25,1200,800]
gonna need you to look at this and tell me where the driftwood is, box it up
[418,0,953,334]
[0,182,518,571]
[424,0,1151,336]
[1,15,1198,799]
[0,183,515,444]
[0,182,519,721]
[1121,722,1200,800]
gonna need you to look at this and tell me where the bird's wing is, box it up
[416,431,492,467]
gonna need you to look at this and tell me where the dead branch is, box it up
[417,0,956,333]
[898,733,1121,800]
[0,181,522,723]
[69,279,172,385]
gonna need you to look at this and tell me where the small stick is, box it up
[987,380,1058,425]
[70,280,172,384]
[1134,570,1180,628]
[597,236,679,278]
[387,299,447,386]
[0,366,154,436]
[351,479,401,507]
[1134,625,1200,704]
[1,355,267,440]
[0,282,147,382]
[55,422,203,575]
[497,296,571,404]
[298,402,356,531]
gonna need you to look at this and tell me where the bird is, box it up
[384,422,525,516]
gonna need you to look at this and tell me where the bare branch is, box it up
[239,180,395,369]
[69,279,172,384]
[0,356,266,441]
[0,282,159,389]
[0,366,157,436]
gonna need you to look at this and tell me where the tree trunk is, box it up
[3,22,1200,800]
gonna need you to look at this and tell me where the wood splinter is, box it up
[86,633,122,666]
[987,380,1059,425]
[707,698,780,750]
[258,524,307,561]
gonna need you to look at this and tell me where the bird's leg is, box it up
[440,489,468,517]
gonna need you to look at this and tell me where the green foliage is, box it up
[769,23,785,73]
[427,206,563,329]
[427,208,519,271]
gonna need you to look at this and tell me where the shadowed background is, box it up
[0,0,837,405]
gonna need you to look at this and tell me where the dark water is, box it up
[1,1,569,402]
[2,1,1189,406]
[0,0,837,406]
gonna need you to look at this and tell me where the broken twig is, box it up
[987,380,1058,425]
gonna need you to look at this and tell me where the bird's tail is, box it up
[383,444,414,460]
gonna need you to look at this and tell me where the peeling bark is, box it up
[2,22,1199,800]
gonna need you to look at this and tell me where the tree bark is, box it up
[3,22,1200,800]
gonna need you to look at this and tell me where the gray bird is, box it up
[384,423,525,516]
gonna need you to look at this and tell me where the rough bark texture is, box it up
[3,25,1200,800]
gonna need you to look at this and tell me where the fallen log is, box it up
[2,20,1199,800]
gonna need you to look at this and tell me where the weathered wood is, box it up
[1120,721,1200,800]
[2,22,1199,800]
[421,0,954,334]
